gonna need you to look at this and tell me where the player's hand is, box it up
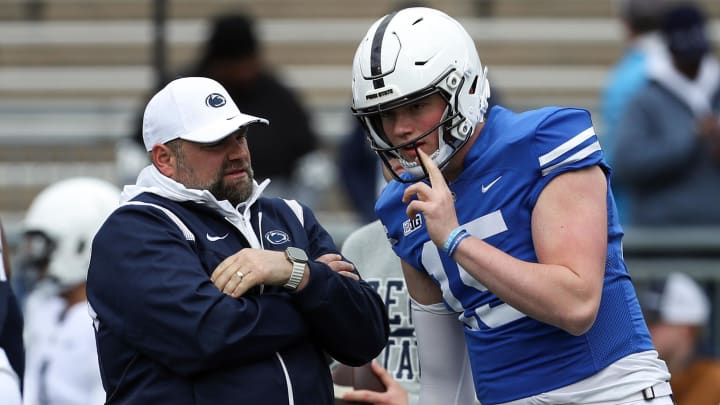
[402,149,459,248]
[210,248,299,297]
[315,253,359,281]
[341,362,409,405]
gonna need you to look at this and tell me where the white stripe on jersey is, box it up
[541,141,602,177]
[538,126,595,166]
[420,245,462,310]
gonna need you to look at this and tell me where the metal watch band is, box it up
[284,261,305,290]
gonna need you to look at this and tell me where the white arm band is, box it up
[411,298,477,405]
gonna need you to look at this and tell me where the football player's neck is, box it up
[444,124,482,183]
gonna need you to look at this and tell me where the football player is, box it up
[351,7,672,405]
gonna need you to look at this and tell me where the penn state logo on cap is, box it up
[205,93,227,108]
[142,77,269,151]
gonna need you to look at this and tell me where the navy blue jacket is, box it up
[87,191,388,404]
[0,281,24,391]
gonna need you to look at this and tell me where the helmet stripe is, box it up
[370,11,398,89]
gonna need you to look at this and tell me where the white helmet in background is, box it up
[351,7,490,182]
[23,177,120,290]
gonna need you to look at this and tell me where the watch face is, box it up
[286,247,308,262]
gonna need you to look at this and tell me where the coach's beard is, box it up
[210,165,254,206]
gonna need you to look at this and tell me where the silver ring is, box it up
[234,271,244,281]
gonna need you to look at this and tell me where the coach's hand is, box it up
[402,149,459,248]
[315,253,359,281]
[211,248,306,297]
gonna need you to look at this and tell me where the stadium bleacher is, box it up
[2,0,720,357]
[0,0,719,233]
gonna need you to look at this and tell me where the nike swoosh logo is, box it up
[481,176,502,193]
[206,233,229,241]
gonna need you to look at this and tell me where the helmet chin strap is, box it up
[399,105,453,180]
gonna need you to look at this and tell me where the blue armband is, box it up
[443,226,470,257]
[447,230,470,258]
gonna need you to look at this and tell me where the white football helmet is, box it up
[351,7,490,182]
[22,177,120,290]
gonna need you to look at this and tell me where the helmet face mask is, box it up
[361,91,460,182]
[351,7,490,182]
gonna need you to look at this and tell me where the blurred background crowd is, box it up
[1,0,720,404]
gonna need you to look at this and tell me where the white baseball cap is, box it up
[142,76,269,151]
[640,272,710,326]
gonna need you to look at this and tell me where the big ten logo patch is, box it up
[366,277,419,382]
[402,213,423,236]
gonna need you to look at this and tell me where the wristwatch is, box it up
[283,247,308,290]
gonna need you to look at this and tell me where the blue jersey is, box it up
[376,106,654,405]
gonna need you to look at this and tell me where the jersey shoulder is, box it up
[495,106,600,169]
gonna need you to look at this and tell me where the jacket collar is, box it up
[120,165,270,219]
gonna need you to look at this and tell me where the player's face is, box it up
[174,129,254,205]
[379,93,447,163]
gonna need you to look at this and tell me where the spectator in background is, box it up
[600,0,667,225]
[20,178,117,405]
[0,218,24,405]
[133,12,322,205]
[639,272,720,405]
[612,2,720,226]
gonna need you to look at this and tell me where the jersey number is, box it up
[421,210,527,330]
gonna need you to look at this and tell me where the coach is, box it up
[87,77,388,404]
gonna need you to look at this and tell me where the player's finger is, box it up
[402,181,431,203]
[405,200,425,219]
[417,148,445,187]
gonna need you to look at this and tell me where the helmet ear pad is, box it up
[351,7,490,182]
